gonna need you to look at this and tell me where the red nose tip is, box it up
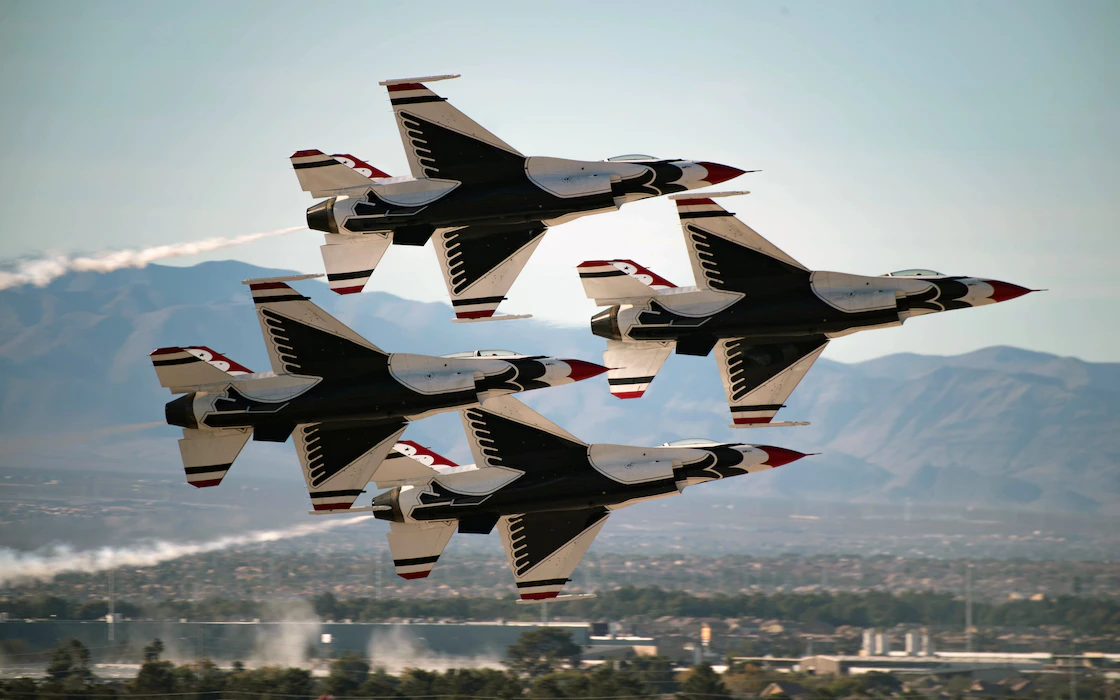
[697,162,747,185]
[756,445,811,468]
[563,359,609,382]
[983,280,1034,303]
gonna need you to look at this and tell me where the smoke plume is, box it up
[0,226,306,290]
[0,516,372,585]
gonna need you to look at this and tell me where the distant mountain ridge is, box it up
[1,260,1116,514]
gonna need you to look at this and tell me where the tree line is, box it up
[5,588,1118,635]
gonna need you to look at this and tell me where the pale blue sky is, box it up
[1,1,1117,361]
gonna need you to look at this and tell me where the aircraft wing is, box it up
[433,222,547,320]
[498,508,610,600]
[293,420,408,510]
[673,195,808,292]
[380,75,525,183]
[386,520,457,579]
[247,278,387,376]
[715,336,829,426]
[602,340,675,399]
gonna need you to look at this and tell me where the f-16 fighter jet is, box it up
[291,74,747,321]
[581,192,1038,427]
[150,274,605,510]
[367,395,808,596]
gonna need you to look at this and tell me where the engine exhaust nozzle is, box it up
[306,198,338,234]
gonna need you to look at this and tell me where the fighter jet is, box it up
[365,395,808,596]
[581,192,1038,427]
[150,274,605,510]
[292,74,748,320]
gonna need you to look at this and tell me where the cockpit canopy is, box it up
[881,269,943,277]
[662,437,721,447]
[441,349,521,359]
[606,154,658,162]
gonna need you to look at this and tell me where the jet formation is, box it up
[147,74,1035,599]
[581,192,1037,426]
[152,276,605,511]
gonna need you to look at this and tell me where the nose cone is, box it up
[982,280,1035,303]
[697,162,747,185]
[561,359,608,382]
[755,445,811,468]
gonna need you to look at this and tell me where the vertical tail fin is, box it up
[330,153,391,180]
[151,347,252,392]
[578,259,675,303]
[291,149,377,196]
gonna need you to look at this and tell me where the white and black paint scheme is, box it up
[581,192,1038,426]
[366,395,808,595]
[291,74,747,320]
[150,275,605,510]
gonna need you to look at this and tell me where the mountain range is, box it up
[1,260,1117,515]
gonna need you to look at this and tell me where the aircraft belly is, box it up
[349,177,618,232]
[628,294,901,342]
[410,471,679,522]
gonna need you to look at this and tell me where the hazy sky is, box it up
[2,1,1117,362]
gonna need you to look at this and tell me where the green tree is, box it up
[45,639,93,684]
[324,653,370,697]
[142,638,165,663]
[356,669,400,698]
[623,655,678,695]
[313,591,340,620]
[678,662,731,700]
[1,678,39,700]
[132,661,178,695]
[225,666,314,699]
[507,628,582,678]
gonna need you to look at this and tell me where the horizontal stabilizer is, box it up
[151,346,251,392]
[178,428,251,488]
[291,149,376,196]
[387,520,457,579]
[578,259,674,303]
[603,340,674,399]
[320,233,393,295]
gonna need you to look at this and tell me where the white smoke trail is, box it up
[0,515,372,585]
[0,226,307,291]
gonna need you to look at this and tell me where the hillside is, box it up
[1,261,1116,516]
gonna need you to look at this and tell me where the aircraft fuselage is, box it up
[306,157,727,244]
[373,439,793,528]
[163,354,594,441]
[594,272,1008,353]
